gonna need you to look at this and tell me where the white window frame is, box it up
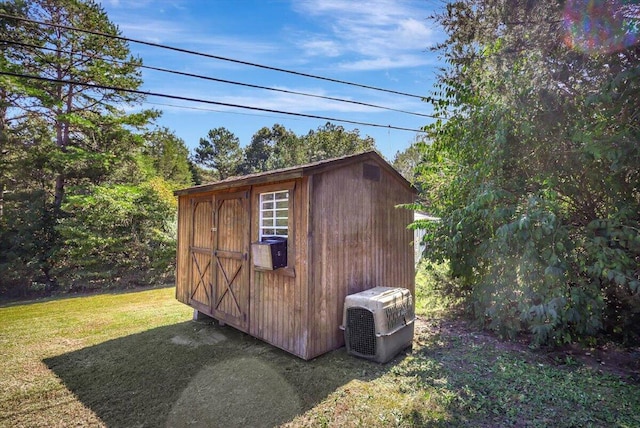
[258,190,289,240]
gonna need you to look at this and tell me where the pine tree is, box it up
[0,0,156,289]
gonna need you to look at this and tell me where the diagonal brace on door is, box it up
[214,256,243,313]
[191,253,211,302]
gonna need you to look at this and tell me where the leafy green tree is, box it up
[418,0,640,344]
[242,125,278,173]
[0,117,60,295]
[187,159,204,185]
[1,0,155,208]
[392,136,425,185]
[0,0,156,291]
[141,127,193,188]
[194,127,243,179]
[266,124,305,170]
[55,178,177,290]
[241,122,377,174]
[303,122,375,162]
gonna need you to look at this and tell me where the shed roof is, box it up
[174,150,416,196]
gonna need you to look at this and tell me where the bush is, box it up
[54,179,177,291]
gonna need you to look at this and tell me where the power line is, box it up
[1,39,437,119]
[0,70,427,133]
[0,13,431,100]
[140,64,436,118]
[144,101,302,121]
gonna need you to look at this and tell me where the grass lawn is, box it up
[1,276,639,427]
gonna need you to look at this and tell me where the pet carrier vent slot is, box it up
[346,307,376,356]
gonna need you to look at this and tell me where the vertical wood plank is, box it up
[176,154,414,360]
[307,159,415,359]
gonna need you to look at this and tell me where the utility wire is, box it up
[1,39,437,119]
[0,13,431,100]
[0,70,427,133]
[144,101,302,120]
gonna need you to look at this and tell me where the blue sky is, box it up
[98,0,445,160]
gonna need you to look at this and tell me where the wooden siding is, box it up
[248,179,310,359]
[175,195,191,304]
[175,152,416,360]
[307,160,415,359]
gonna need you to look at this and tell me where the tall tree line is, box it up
[0,0,379,297]
[193,122,376,181]
[415,0,640,344]
[0,0,193,295]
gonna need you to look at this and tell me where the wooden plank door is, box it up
[188,197,214,314]
[212,191,250,331]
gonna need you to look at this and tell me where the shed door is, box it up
[188,197,214,313]
[212,191,250,331]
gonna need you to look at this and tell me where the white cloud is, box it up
[165,90,369,114]
[338,54,432,71]
[107,18,280,61]
[140,81,428,116]
[116,20,184,43]
[291,0,437,70]
[300,39,343,57]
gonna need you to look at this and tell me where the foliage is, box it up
[193,126,243,179]
[243,122,376,173]
[414,261,464,319]
[391,136,424,184]
[0,189,59,296]
[302,122,376,162]
[1,0,155,205]
[141,127,193,188]
[195,122,379,181]
[392,136,430,205]
[416,0,640,345]
[265,123,307,170]
[55,179,177,290]
[0,118,59,294]
[0,0,185,296]
[242,124,296,173]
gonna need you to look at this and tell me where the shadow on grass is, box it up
[44,320,391,427]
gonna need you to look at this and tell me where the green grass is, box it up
[287,264,640,427]
[414,261,464,319]
[1,277,639,427]
[0,287,193,427]
[386,325,640,427]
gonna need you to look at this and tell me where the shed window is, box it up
[259,190,289,239]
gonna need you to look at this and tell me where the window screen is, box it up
[259,190,289,239]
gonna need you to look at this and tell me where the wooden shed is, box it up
[174,151,416,360]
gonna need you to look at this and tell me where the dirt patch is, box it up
[543,343,640,380]
[418,316,640,382]
[171,329,227,347]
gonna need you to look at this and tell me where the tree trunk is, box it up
[0,87,7,221]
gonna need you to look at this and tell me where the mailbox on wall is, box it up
[251,236,287,270]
